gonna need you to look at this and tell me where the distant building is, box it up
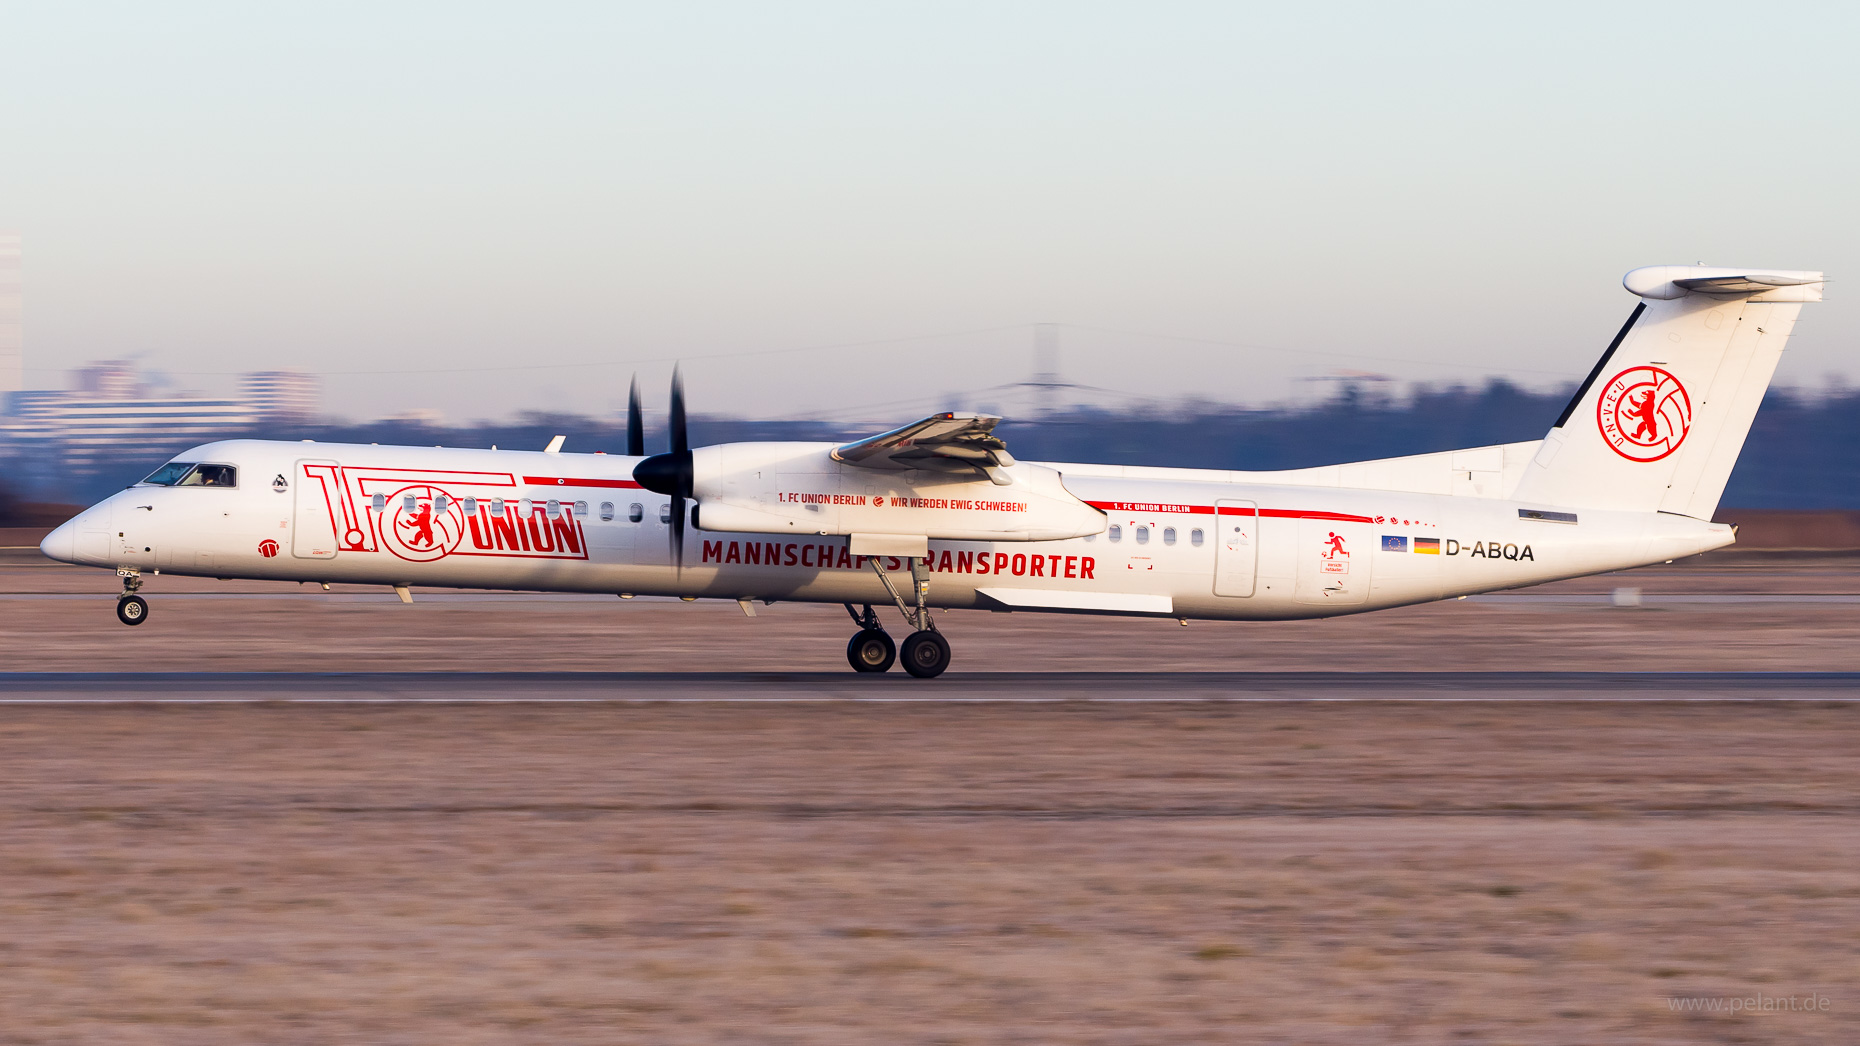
[240,370,320,423]
[0,358,295,484]
[7,390,258,475]
[1,361,323,481]
[72,360,143,399]
[0,234,19,398]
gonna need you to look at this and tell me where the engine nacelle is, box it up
[690,442,1104,542]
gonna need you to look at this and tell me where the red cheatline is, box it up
[522,476,643,489]
[1084,501,1373,524]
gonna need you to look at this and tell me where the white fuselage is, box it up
[46,438,1732,620]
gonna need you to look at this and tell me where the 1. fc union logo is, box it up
[1596,366,1691,462]
[381,483,468,562]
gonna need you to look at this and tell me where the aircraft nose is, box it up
[39,517,78,564]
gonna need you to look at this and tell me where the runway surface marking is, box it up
[4,671,1859,703]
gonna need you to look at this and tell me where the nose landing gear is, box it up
[116,568,149,626]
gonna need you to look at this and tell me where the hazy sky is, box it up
[3,2,1856,423]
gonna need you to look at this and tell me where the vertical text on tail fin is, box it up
[1510,266,1824,518]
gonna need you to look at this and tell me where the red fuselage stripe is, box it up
[522,476,643,489]
[1085,501,1374,523]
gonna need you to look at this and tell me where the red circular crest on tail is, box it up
[1596,366,1691,462]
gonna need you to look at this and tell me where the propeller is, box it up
[632,367,693,568]
[625,374,644,457]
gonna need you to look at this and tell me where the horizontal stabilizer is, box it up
[1674,274,1822,294]
[1624,265,1824,302]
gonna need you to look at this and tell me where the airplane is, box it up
[40,264,1825,677]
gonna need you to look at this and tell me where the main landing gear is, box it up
[116,568,149,626]
[845,605,895,673]
[841,555,952,678]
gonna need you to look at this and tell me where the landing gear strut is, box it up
[843,555,952,679]
[116,568,149,626]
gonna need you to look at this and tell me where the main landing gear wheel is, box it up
[847,629,896,673]
[900,629,951,679]
[116,594,149,626]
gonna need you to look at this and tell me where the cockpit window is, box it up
[142,462,198,486]
[178,464,238,487]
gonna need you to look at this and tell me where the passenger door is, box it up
[292,459,344,559]
[1212,499,1258,597]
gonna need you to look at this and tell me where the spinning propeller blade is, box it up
[625,374,644,457]
[631,367,693,571]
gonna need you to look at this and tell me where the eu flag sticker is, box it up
[1382,535,1408,552]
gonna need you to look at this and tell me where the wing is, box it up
[831,412,1018,485]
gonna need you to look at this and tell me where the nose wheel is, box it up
[115,569,149,626]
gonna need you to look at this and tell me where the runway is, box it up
[4,670,1860,702]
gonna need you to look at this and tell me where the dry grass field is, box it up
[2,553,1858,1043]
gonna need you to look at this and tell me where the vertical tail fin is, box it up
[1511,266,1824,518]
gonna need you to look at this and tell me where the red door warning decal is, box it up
[1597,366,1691,462]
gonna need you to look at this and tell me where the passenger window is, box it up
[600,502,615,521]
[628,503,644,523]
[491,499,505,517]
[142,462,197,486]
[546,499,561,519]
[1135,525,1150,545]
[1191,528,1204,547]
[1083,532,1096,542]
[1163,526,1176,545]
[1108,524,1122,542]
[518,498,532,515]
[658,503,672,524]
[462,497,477,515]
[403,495,417,513]
[179,464,237,487]
[372,493,386,513]
[434,495,449,514]
[574,500,589,517]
